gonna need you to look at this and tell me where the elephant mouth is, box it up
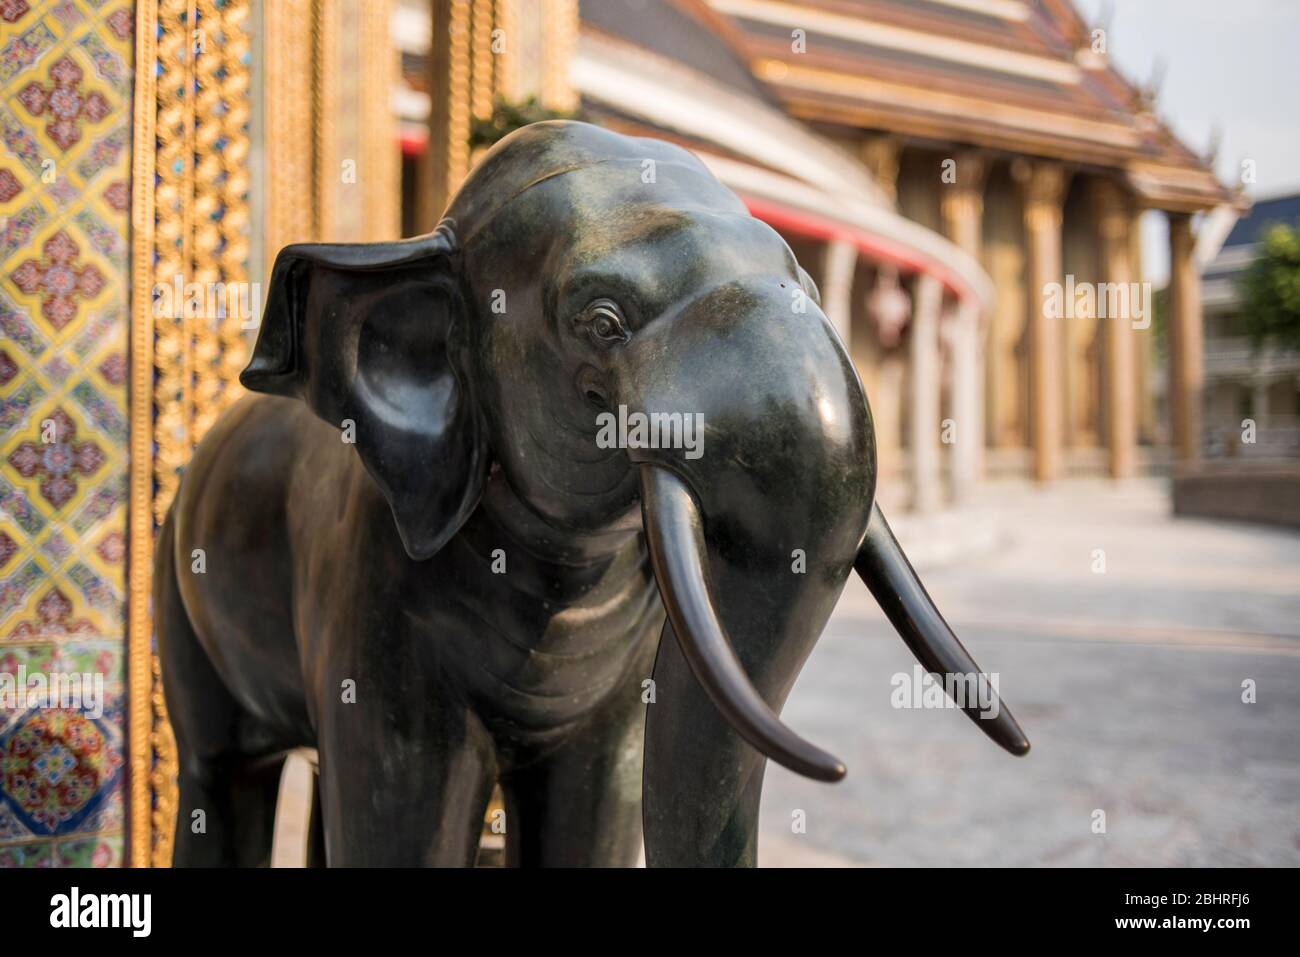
[638,462,1029,784]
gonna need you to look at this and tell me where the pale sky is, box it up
[1073,0,1300,282]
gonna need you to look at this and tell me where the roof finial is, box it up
[1206,123,1223,166]
[1097,0,1114,38]
[1141,57,1167,110]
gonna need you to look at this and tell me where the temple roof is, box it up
[573,7,997,309]
[579,0,773,104]
[1222,192,1300,248]
[699,0,1236,211]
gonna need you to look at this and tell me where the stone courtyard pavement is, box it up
[757,479,1300,867]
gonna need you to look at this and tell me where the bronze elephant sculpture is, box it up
[156,121,1027,867]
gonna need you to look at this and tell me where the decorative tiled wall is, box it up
[1,0,400,867]
[0,0,133,867]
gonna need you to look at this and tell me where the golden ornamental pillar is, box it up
[128,0,400,867]
[420,0,578,232]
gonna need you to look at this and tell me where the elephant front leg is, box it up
[314,681,498,867]
[642,622,770,867]
[499,668,650,867]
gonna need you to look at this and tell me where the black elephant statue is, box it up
[156,120,1028,868]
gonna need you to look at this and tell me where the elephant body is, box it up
[159,121,1027,868]
[161,392,663,865]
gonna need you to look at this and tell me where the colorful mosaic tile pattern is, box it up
[0,0,131,868]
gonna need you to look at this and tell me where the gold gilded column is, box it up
[860,136,904,479]
[940,151,988,259]
[861,136,901,205]
[940,151,989,497]
[130,0,255,868]
[264,0,317,265]
[313,0,400,243]
[1018,161,1069,482]
[423,0,473,229]
[361,1,402,240]
[910,275,944,512]
[1095,178,1137,479]
[130,0,399,867]
[128,0,161,875]
[541,0,579,112]
[420,0,576,231]
[1168,213,1204,468]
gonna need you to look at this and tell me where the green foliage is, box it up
[1237,223,1300,352]
[469,97,584,150]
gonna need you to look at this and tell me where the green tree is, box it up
[469,97,583,150]
[1238,223,1300,352]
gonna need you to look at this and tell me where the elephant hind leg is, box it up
[172,754,284,867]
[156,509,284,866]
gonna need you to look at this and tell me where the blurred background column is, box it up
[860,136,905,483]
[820,239,857,349]
[419,0,466,230]
[419,0,578,231]
[910,275,943,513]
[1094,178,1137,479]
[940,151,989,500]
[1168,213,1205,468]
[946,297,983,503]
[1018,160,1068,483]
[264,0,399,266]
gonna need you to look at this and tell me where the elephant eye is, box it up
[582,300,630,345]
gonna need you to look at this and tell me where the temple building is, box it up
[1198,191,1300,459]
[408,0,1240,506]
[696,0,1243,495]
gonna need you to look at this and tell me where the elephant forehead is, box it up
[456,157,746,251]
[450,120,712,212]
[523,170,784,275]
[563,201,773,264]
[551,160,744,215]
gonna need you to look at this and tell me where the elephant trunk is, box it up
[637,472,1030,867]
[640,464,846,782]
[628,277,1028,865]
[626,281,874,866]
[639,463,860,867]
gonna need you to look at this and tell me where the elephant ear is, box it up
[240,228,487,561]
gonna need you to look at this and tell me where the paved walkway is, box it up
[759,479,1300,867]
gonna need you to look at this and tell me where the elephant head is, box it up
[241,121,1028,866]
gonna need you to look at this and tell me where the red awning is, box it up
[740,194,971,301]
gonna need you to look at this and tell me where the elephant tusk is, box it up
[639,464,847,782]
[855,503,1030,756]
